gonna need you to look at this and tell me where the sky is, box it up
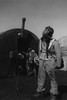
[0,0,67,39]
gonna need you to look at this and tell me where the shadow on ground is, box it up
[0,75,67,100]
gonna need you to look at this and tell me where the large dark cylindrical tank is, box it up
[0,28,39,77]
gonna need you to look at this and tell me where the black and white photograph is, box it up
[0,0,67,100]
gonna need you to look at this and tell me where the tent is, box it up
[0,28,39,77]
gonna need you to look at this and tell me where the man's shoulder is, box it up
[52,39,61,48]
[52,38,59,44]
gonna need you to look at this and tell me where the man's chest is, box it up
[41,40,56,54]
[41,41,46,51]
[48,45,56,55]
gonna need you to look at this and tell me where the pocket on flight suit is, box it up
[43,57,56,72]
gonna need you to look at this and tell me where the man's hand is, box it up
[34,56,39,65]
[18,53,24,59]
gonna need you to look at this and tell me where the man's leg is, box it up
[49,70,58,95]
[33,60,47,98]
[47,70,58,100]
[37,59,46,92]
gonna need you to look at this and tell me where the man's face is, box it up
[42,28,52,42]
[42,29,49,37]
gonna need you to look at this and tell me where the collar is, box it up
[48,38,55,49]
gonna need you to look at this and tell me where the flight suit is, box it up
[37,38,61,95]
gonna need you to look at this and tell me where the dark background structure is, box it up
[0,28,39,77]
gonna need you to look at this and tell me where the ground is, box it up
[0,74,67,100]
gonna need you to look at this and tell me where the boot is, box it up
[50,94,58,100]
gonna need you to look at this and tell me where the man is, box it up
[33,26,62,100]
